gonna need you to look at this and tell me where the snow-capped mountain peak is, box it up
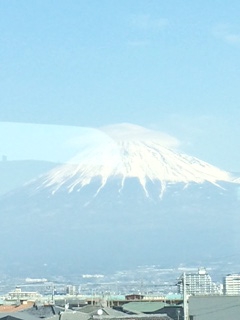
[36,124,234,197]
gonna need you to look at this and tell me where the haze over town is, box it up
[0,2,240,319]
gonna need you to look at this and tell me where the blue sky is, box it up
[0,0,240,171]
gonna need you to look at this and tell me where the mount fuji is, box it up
[36,124,233,196]
[0,124,240,275]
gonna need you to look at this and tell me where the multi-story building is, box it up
[177,268,217,295]
[223,274,240,295]
[7,287,41,301]
[66,285,77,295]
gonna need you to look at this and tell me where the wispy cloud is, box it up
[130,14,169,31]
[128,14,169,47]
[212,23,240,45]
[100,123,181,150]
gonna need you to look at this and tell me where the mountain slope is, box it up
[31,124,234,198]
[0,124,239,275]
[0,160,59,196]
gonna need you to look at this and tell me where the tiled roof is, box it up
[122,302,167,313]
[0,303,34,313]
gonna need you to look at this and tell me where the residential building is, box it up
[177,268,217,295]
[66,285,77,295]
[223,274,240,295]
[7,287,41,301]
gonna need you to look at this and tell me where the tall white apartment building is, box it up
[178,268,217,295]
[223,274,240,295]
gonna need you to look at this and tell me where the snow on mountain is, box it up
[1,124,239,275]
[35,124,234,197]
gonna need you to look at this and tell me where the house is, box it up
[125,295,144,301]
[118,301,183,320]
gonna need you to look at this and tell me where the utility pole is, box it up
[177,309,180,320]
[183,273,189,320]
